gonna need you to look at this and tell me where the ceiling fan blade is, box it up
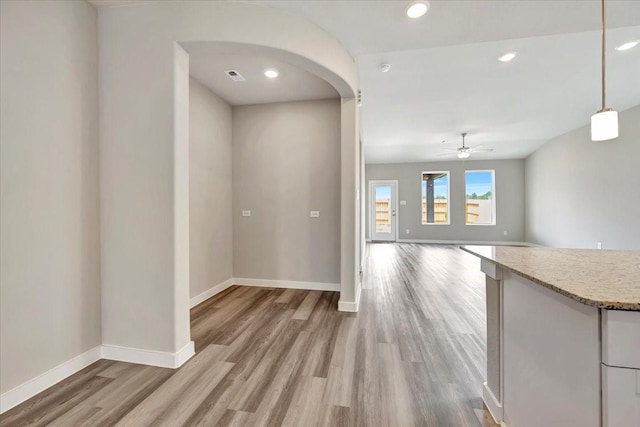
[440,148,459,152]
[470,148,494,153]
[436,152,457,157]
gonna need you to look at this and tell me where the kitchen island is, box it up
[461,245,640,427]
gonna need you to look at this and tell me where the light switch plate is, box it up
[242,210,251,217]
[310,211,320,218]
[400,200,407,205]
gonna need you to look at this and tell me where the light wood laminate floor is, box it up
[1,243,497,426]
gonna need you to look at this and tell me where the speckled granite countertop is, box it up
[461,245,640,311]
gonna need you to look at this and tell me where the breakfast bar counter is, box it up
[461,245,640,427]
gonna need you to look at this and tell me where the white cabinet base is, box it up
[602,365,640,427]
[502,272,600,427]
[473,255,640,427]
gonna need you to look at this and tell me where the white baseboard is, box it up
[1,340,196,415]
[101,341,195,369]
[482,381,504,424]
[190,278,234,308]
[173,341,196,368]
[338,283,361,312]
[396,239,535,247]
[0,345,102,414]
[234,277,340,292]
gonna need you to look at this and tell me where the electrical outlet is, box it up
[242,210,251,217]
[400,200,407,206]
[406,229,410,234]
[310,211,320,218]
[597,242,602,249]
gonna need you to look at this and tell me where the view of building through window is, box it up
[465,170,495,225]
[421,172,449,224]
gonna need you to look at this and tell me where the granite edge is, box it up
[460,246,640,312]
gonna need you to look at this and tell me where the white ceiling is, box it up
[90,0,640,163]
[182,43,339,106]
[247,0,640,163]
[360,26,640,163]
[246,1,640,56]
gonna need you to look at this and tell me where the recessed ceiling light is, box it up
[498,52,517,62]
[615,40,639,51]
[406,1,429,19]
[264,69,279,78]
[379,63,391,73]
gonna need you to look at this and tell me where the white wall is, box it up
[173,43,191,351]
[190,78,233,297]
[0,0,100,394]
[98,1,357,354]
[342,97,361,306]
[365,159,526,242]
[233,99,341,284]
[526,105,640,249]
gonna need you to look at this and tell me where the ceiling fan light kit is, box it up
[438,132,493,159]
[457,133,471,159]
[591,0,618,141]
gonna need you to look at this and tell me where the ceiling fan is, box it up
[438,133,493,159]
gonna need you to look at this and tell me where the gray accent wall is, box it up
[0,0,101,394]
[365,160,525,242]
[525,105,640,250]
[233,99,341,284]
[189,78,233,298]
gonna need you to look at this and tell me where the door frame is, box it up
[369,180,399,242]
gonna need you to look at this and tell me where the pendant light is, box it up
[591,0,618,141]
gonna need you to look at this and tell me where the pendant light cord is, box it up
[601,0,606,111]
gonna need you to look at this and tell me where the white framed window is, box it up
[465,170,496,225]
[421,171,450,225]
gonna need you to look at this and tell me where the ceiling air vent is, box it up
[224,70,246,82]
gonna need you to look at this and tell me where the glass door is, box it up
[370,181,397,241]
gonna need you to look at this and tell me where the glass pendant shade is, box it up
[457,151,471,159]
[591,109,618,141]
